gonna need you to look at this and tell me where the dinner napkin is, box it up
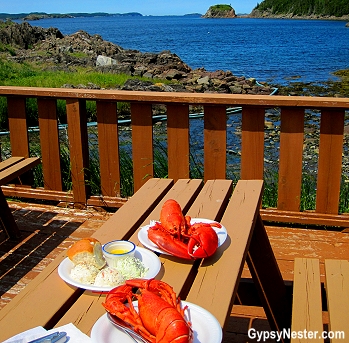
[3,323,92,343]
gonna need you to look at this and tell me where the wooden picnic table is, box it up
[0,178,291,342]
[0,156,41,239]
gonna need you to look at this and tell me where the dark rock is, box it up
[163,69,185,80]
[122,79,154,91]
[0,21,63,49]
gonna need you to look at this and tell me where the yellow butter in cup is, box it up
[102,240,136,268]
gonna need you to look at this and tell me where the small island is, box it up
[202,4,236,18]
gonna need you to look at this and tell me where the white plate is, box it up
[91,301,222,343]
[58,247,161,292]
[138,218,227,256]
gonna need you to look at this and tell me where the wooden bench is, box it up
[0,156,41,239]
[291,258,349,342]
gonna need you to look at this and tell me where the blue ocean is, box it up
[24,15,349,85]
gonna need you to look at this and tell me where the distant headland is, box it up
[1,1,349,22]
[0,12,143,21]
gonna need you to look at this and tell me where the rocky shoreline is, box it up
[249,8,349,21]
[1,21,348,97]
[0,21,274,95]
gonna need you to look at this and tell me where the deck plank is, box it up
[241,226,349,282]
[291,258,323,343]
[325,259,349,342]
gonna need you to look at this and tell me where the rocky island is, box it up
[202,4,236,18]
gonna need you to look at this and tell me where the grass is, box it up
[2,122,349,213]
[0,58,170,129]
[210,4,234,11]
[0,59,151,89]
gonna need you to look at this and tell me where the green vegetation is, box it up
[205,4,235,17]
[0,59,140,89]
[210,4,234,11]
[333,69,349,94]
[255,0,349,17]
[275,70,349,98]
[0,58,168,129]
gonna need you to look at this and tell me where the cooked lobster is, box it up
[103,279,193,343]
[148,199,221,259]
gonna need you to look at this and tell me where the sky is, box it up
[0,1,260,16]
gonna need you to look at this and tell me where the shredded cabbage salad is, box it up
[114,256,149,280]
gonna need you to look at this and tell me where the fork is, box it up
[107,313,149,343]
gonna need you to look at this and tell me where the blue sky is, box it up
[1,1,260,16]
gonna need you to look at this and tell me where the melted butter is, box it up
[109,249,129,254]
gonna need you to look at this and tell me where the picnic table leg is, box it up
[246,214,292,341]
[0,188,21,239]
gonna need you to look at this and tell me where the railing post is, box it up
[66,98,90,206]
[7,96,29,158]
[97,100,121,197]
[7,96,34,185]
[167,104,190,181]
[241,106,265,180]
[204,105,227,181]
[277,107,304,211]
[131,102,153,192]
[38,98,63,191]
[316,109,345,214]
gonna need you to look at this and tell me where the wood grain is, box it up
[291,258,323,343]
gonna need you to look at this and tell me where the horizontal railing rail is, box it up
[0,86,348,225]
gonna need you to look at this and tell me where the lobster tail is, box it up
[156,307,193,343]
[103,279,193,343]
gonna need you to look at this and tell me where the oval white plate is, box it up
[58,247,161,292]
[91,300,222,343]
[138,218,227,256]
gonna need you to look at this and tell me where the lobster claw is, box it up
[187,224,219,258]
[148,226,193,260]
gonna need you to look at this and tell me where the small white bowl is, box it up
[102,240,136,268]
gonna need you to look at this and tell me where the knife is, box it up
[28,332,67,343]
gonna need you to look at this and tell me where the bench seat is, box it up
[0,156,40,239]
[291,258,349,342]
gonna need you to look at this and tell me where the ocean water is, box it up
[24,16,349,85]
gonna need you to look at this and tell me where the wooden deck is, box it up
[0,201,112,309]
[1,201,348,342]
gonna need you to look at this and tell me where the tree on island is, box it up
[202,4,237,18]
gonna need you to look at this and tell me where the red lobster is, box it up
[148,199,221,259]
[103,279,193,343]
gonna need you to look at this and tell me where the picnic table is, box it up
[0,156,41,239]
[0,178,291,342]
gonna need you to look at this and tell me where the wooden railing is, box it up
[0,86,349,226]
